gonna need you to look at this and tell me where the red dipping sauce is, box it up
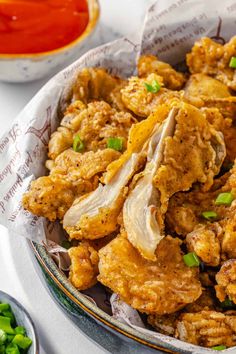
[0,0,89,54]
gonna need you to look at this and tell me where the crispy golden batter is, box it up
[46,148,121,184]
[176,311,236,347]
[166,168,234,237]
[68,242,99,290]
[185,73,232,99]
[121,74,181,117]
[22,176,76,221]
[48,100,136,159]
[221,209,236,260]
[215,260,236,304]
[184,74,236,119]
[23,149,120,221]
[148,289,217,336]
[203,108,236,164]
[98,235,202,315]
[72,67,126,103]
[138,55,185,90]
[186,224,221,266]
[187,36,236,90]
[153,102,226,215]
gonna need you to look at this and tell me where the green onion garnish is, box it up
[0,303,32,353]
[107,137,124,151]
[0,329,7,345]
[201,211,218,221]
[183,252,200,267]
[212,345,227,351]
[215,192,234,206]
[12,334,32,350]
[144,80,161,93]
[5,343,20,354]
[229,56,236,69]
[73,134,84,153]
[220,297,234,308]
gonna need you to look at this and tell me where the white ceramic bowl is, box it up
[0,0,99,83]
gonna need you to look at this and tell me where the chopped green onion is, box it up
[7,334,14,343]
[201,210,218,221]
[14,327,25,336]
[0,317,14,334]
[144,80,161,93]
[61,240,71,250]
[215,192,234,206]
[0,330,7,345]
[183,252,200,267]
[12,334,32,350]
[2,311,15,326]
[221,297,234,308]
[5,343,20,354]
[0,304,10,312]
[73,134,84,153]
[212,345,227,351]
[229,56,236,69]
[107,137,124,151]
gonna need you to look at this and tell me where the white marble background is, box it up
[0,1,153,353]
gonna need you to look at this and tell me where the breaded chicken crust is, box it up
[68,242,99,290]
[98,235,202,315]
[138,55,186,90]
[216,260,236,304]
[176,311,236,347]
[187,36,236,90]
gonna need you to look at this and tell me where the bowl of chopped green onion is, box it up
[0,291,38,354]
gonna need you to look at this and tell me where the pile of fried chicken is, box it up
[23,36,236,349]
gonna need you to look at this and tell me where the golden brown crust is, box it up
[98,235,202,315]
[187,36,236,91]
[121,74,181,117]
[176,311,236,347]
[138,55,186,90]
[216,260,236,304]
[68,242,99,290]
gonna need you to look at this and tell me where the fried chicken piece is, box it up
[68,242,99,290]
[153,102,226,215]
[22,176,76,221]
[215,260,236,304]
[121,73,182,117]
[63,109,165,241]
[203,108,236,164]
[148,289,216,336]
[138,55,185,90]
[184,74,236,119]
[166,169,234,237]
[24,148,121,222]
[98,235,202,315]
[48,126,74,161]
[72,67,125,103]
[221,210,236,260]
[176,311,236,347]
[48,100,136,160]
[187,36,236,90]
[186,224,221,266]
[46,148,121,184]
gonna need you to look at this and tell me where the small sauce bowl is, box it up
[0,0,99,82]
[0,290,39,354]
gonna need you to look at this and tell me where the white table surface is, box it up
[0,1,152,353]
